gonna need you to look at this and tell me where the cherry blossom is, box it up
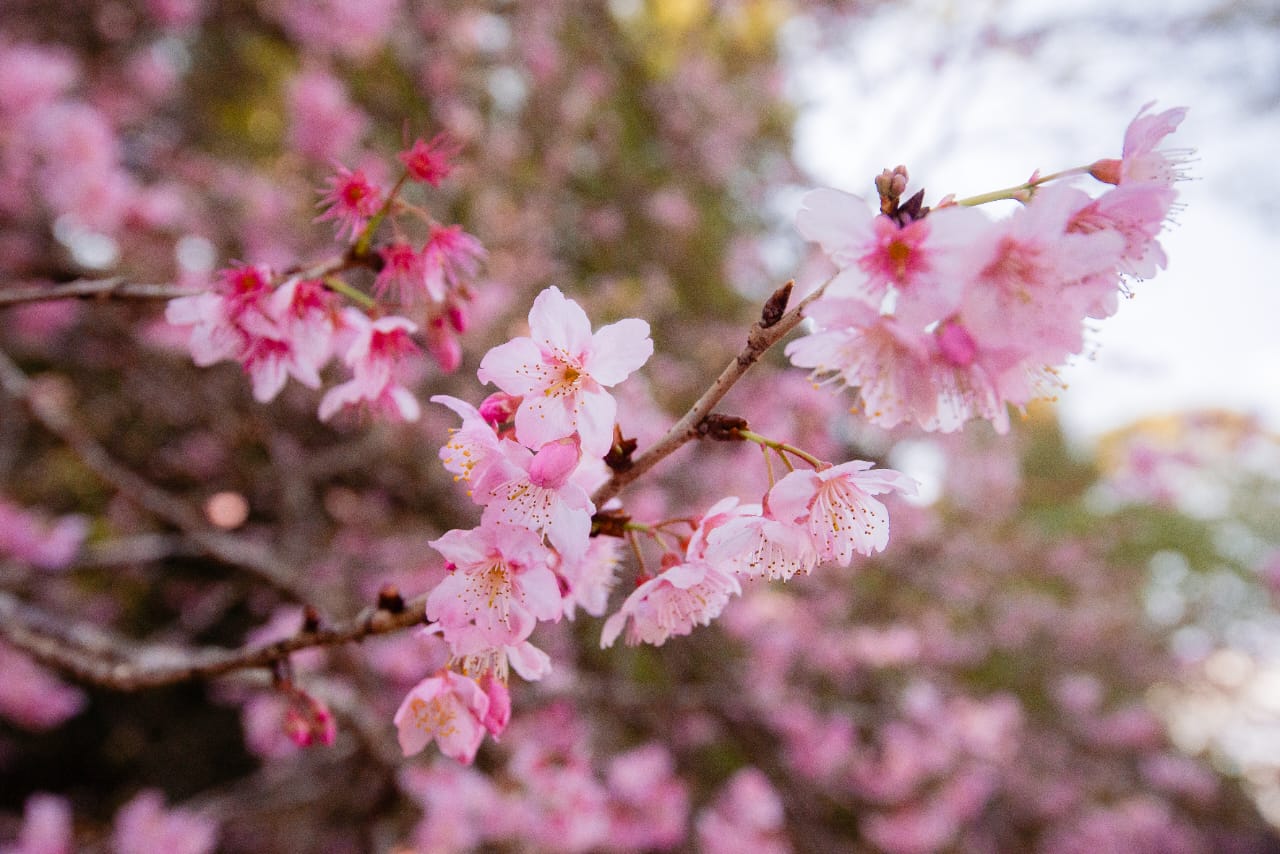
[477,286,653,457]
[766,460,918,566]
[474,436,596,560]
[426,524,561,648]
[796,187,986,324]
[112,790,218,854]
[600,558,741,648]
[422,224,486,301]
[399,134,457,186]
[1089,102,1192,187]
[432,394,503,485]
[315,164,382,240]
[318,310,420,421]
[394,670,490,764]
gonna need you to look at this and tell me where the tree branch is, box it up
[0,590,430,691]
[0,278,199,306]
[591,280,827,506]
[0,346,312,603]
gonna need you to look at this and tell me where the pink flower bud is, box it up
[427,325,462,372]
[936,319,978,367]
[447,302,469,333]
[478,392,521,427]
[528,436,581,490]
[480,676,510,739]
[1089,158,1123,186]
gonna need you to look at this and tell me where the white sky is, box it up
[786,0,1280,443]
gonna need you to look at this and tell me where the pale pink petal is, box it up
[586,318,653,385]
[508,641,552,681]
[520,565,564,622]
[527,285,593,356]
[764,469,821,524]
[388,385,421,421]
[796,187,874,265]
[573,388,618,459]
[514,390,581,452]
[477,337,545,395]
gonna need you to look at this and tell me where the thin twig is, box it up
[591,281,828,506]
[0,346,311,602]
[0,278,199,306]
[0,590,430,691]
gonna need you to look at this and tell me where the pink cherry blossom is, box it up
[477,285,652,458]
[315,164,382,241]
[318,310,420,421]
[426,524,561,647]
[556,533,622,619]
[393,670,490,764]
[264,277,339,387]
[600,558,741,648]
[0,642,86,731]
[474,437,595,561]
[1090,102,1192,187]
[705,509,818,582]
[696,768,792,854]
[1068,182,1177,282]
[112,790,218,854]
[0,499,88,570]
[399,134,457,186]
[786,298,1013,433]
[432,394,503,485]
[797,187,986,324]
[422,224,486,302]
[164,265,266,368]
[766,460,917,566]
[424,622,553,684]
[374,242,426,304]
[479,675,511,739]
[954,184,1123,359]
[282,690,336,748]
[604,744,690,851]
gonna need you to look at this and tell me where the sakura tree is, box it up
[2,2,1278,852]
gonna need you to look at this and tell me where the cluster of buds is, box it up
[166,135,483,421]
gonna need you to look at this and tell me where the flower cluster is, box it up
[788,103,1189,433]
[400,286,916,763]
[396,285,652,762]
[165,137,483,421]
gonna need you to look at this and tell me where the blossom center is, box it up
[409,695,458,737]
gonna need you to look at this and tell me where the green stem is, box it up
[953,166,1090,207]
[737,430,824,470]
[323,276,376,309]
[354,171,410,257]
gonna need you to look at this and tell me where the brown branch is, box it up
[591,280,828,506]
[0,589,430,691]
[0,278,200,306]
[0,346,312,603]
[0,246,380,309]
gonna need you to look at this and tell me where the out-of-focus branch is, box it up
[592,280,826,506]
[0,589,430,691]
[0,278,199,305]
[0,246,380,309]
[0,346,312,603]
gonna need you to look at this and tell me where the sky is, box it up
[785,0,1280,444]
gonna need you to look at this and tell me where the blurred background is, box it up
[2,0,1279,851]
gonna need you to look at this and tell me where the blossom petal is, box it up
[477,337,544,395]
[587,318,653,385]
[527,285,593,356]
